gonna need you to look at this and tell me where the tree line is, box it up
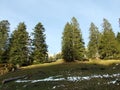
[0,21,48,67]
[62,17,120,62]
[0,17,120,67]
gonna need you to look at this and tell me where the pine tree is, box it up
[62,17,85,62]
[88,22,100,59]
[0,20,10,63]
[99,19,118,59]
[32,22,48,63]
[9,22,29,67]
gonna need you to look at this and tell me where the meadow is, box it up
[0,59,120,90]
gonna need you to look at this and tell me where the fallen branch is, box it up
[2,75,27,84]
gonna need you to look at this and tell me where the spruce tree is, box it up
[32,22,48,63]
[88,22,100,59]
[62,22,74,61]
[9,22,29,66]
[71,17,85,60]
[62,17,85,62]
[0,20,10,63]
[99,19,118,59]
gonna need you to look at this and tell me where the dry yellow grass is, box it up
[22,59,120,69]
[88,60,120,66]
[22,59,65,69]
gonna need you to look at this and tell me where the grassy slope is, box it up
[0,59,120,90]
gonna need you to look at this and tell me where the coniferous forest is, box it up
[1,18,120,90]
[0,17,120,67]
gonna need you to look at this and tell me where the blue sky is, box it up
[0,0,120,54]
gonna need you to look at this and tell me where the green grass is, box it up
[0,59,120,90]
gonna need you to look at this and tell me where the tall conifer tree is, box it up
[9,22,29,66]
[32,22,48,63]
[0,20,10,63]
[71,17,85,60]
[62,17,85,62]
[62,22,74,61]
[99,19,118,59]
[88,22,100,59]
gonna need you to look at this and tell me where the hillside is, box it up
[0,60,120,90]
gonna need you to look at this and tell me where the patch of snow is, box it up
[102,74,110,78]
[92,75,103,78]
[52,85,65,89]
[15,73,120,83]
[52,86,56,89]
[82,76,90,80]
[31,77,65,83]
[113,73,120,77]
[16,80,31,83]
[107,80,117,85]
[67,77,79,81]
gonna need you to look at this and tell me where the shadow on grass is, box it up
[0,60,120,90]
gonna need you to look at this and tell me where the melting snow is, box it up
[107,79,120,85]
[15,73,120,83]
[31,77,65,83]
[52,84,65,89]
[52,86,56,89]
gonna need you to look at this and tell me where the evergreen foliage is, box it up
[88,22,100,59]
[71,17,85,60]
[99,19,118,59]
[115,32,120,58]
[62,17,85,62]
[116,32,120,43]
[0,20,10,63]
[9,22,29,66]
[62,22,74,61]
[0,18,120,66]
[32,22,48,63]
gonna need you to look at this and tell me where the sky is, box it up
[0,0,120,55]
